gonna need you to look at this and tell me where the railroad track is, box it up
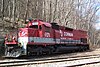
[66,60,100,67]
[64,57,100,67]
[0,54,100,67]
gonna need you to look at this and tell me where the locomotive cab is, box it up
[18,21,43,57]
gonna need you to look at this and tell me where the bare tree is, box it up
[1,0,4,20]
[0,0,99,48]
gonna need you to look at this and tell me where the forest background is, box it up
[0,0,100,49]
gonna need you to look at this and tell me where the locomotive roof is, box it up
[40,22,51,27]
[33,19,51,26]
[26,20,51,27]
[26,20,87,32]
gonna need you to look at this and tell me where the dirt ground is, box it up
[12,48,100,67]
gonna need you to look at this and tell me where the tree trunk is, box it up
[24,0,29,22]
[1,0,4,20]
[12,0,16,22]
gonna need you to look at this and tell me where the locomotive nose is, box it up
[18,28,29,55]
[18,28,28,37]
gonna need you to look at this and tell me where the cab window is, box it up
[39,25,42,30]
[45,27,50,32]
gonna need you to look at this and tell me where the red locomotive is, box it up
[5,20,89,57]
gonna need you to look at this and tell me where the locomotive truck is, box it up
[5,19,89,57]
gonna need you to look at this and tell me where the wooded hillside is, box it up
[0,0,100,48]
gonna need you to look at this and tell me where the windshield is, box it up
[29,25,38,29]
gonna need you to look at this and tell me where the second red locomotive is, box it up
[5,20,89,57]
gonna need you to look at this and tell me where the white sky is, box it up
[95,22,100,30]
[95,0,100,30]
